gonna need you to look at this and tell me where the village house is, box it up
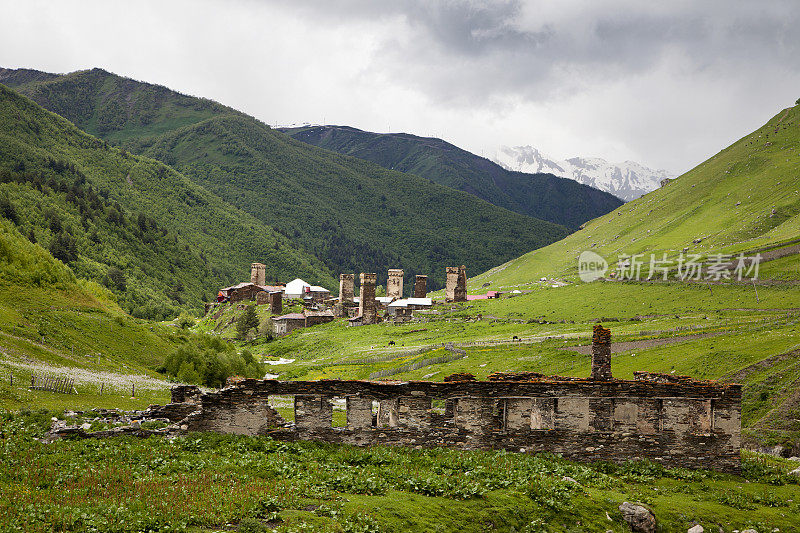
[271,313,306,336]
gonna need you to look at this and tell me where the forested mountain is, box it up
[2,67,571,289]
[280,125,623,228]
[0,84,334,318]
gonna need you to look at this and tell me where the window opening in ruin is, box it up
[268,395,295,422]
[331,396,347,428]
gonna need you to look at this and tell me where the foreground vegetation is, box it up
[1,411,799,533]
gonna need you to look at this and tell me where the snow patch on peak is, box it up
[494,146,673,201]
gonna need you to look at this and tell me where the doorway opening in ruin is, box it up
[331,397,347,428]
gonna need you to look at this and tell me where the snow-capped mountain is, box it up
[493,146,673,201]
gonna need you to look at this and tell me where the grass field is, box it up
[2,412,799,533]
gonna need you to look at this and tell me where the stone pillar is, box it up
[414,275,427,298]
[387,269,404,299]
[398,395,432,429]
[346,397,374,429]
[590,324,613,380]
[339,273,355,303]
[446,266,467,302]
[295,395,332,429]
[250,262,266,286]
[358,273,377,325]
[269,291,282,315]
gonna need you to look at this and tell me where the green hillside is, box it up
[3,67,571,290]
[469,105,800,289]
[281,124,624,228]
[0,83,335,317]
[0,216,177,410]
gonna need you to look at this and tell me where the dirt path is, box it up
[561,331,726,355]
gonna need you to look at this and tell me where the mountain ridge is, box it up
[279,124,623,229]
[493,145,673,201]
[3,67,575,289]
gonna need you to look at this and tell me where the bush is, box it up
[162,335,264,387]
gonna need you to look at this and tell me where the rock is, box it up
[618,502,656,533]
[787,456,800,462]
[80,423,92,431]
[741,530,758,533]
[688,526,704,533]
[788,466,800,477]
[562,476,578,484]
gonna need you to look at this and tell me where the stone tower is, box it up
[387,269,404,299]
[250,263,266,286]
[445,266,467,302]
[358,273,378,325]
[413,275,427,298]
[339,273,355,303]
[269,291,283,315]
[590,324,612,380]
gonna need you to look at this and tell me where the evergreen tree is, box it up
[236,305,259,339]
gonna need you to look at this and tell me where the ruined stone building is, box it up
[162,325,741,473]
[445,265,467,302]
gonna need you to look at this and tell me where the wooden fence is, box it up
[30,373,75,394]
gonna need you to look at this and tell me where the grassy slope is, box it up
[0,217,176,410]
[280,125,624,229]
[470,105,800,289]
[5,68,571,289]
[0,83,335,303]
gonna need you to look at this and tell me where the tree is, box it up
[236,305,260,339]
[796,97,800,106]
[107,267,127,291]
[49,232,77,263]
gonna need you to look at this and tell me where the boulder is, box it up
[688,526,704,533]
[619,502,656,533]
[788,466,800,477]
[741,530,758,533]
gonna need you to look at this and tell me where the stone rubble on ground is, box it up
[687,525,704,533]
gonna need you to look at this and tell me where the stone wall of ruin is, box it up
[180,377,742,473]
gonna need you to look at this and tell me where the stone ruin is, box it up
[445,265,467,302]
[48,326,742,473]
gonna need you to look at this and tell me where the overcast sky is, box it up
[2,0,800,173]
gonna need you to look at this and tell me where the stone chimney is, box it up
[358,273,378,324]
[413,275,427,298]
[339,273,355,303]
[590,324,613,380]
[250,262,266,286]
[387,269,404,299]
